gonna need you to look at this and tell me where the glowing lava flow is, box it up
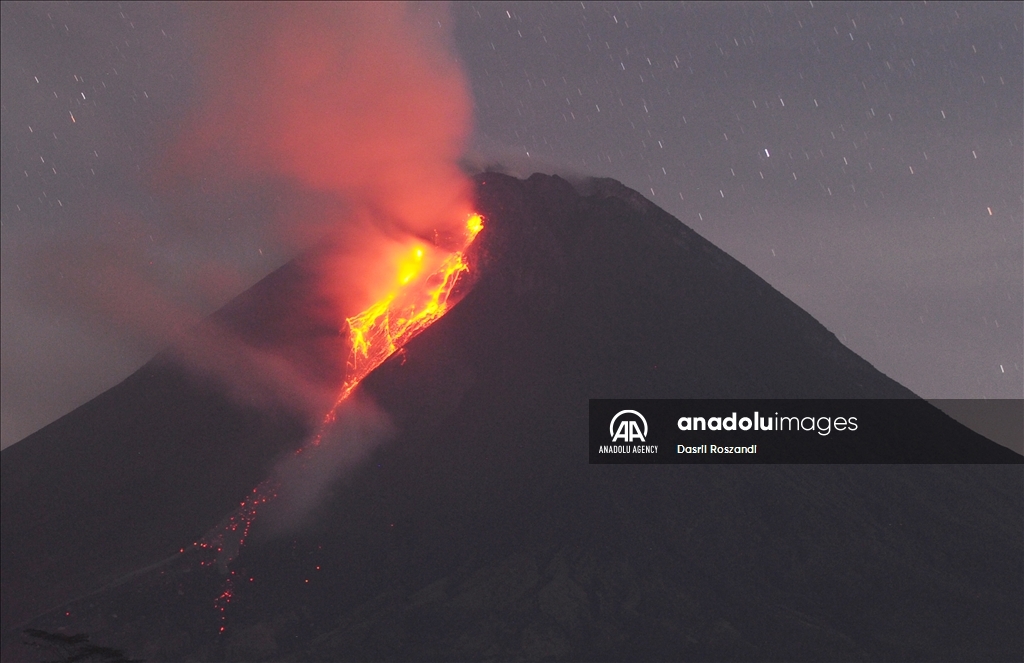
[334,212,484,409]
[194,213,483,631]
[310,211,484,439]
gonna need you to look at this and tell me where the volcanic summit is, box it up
[2,173,1021,661]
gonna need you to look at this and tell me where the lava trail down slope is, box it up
[2,173,1021,662]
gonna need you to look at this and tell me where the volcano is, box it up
[2,173,1021,661]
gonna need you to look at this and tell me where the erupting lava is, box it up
[336,212,484,405]
[196,213,484,622]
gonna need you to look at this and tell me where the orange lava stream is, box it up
[195,212,484,573]
[336,212,484,404]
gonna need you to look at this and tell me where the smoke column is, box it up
[14,2,476,433]
[155,2,480,538]
[165,2,473,239]
[152,2,476,411]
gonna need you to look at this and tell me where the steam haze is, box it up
[156,1,476,415]
[164,2,473,239]
[3,1,475,437]
[257,396,395,539]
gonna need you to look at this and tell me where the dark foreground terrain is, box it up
[3,173,1021,661]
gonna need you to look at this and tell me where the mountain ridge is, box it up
[2,172,1020,661]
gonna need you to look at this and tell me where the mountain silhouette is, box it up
[2,173,1020,661]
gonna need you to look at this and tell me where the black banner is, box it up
[589,399,1023,464]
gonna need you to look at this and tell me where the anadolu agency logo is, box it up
[610,410,648,442]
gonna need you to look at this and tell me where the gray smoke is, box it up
[258,396,395,538]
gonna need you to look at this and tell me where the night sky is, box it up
[2,2,1022,449]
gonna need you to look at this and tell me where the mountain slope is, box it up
[2,173,1020,661]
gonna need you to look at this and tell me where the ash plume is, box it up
[163,1,474,240]
[22,2,476,423]
[160,1,476,407]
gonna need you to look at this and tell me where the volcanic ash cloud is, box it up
[165,2,474,239]
[151,2,477,414]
